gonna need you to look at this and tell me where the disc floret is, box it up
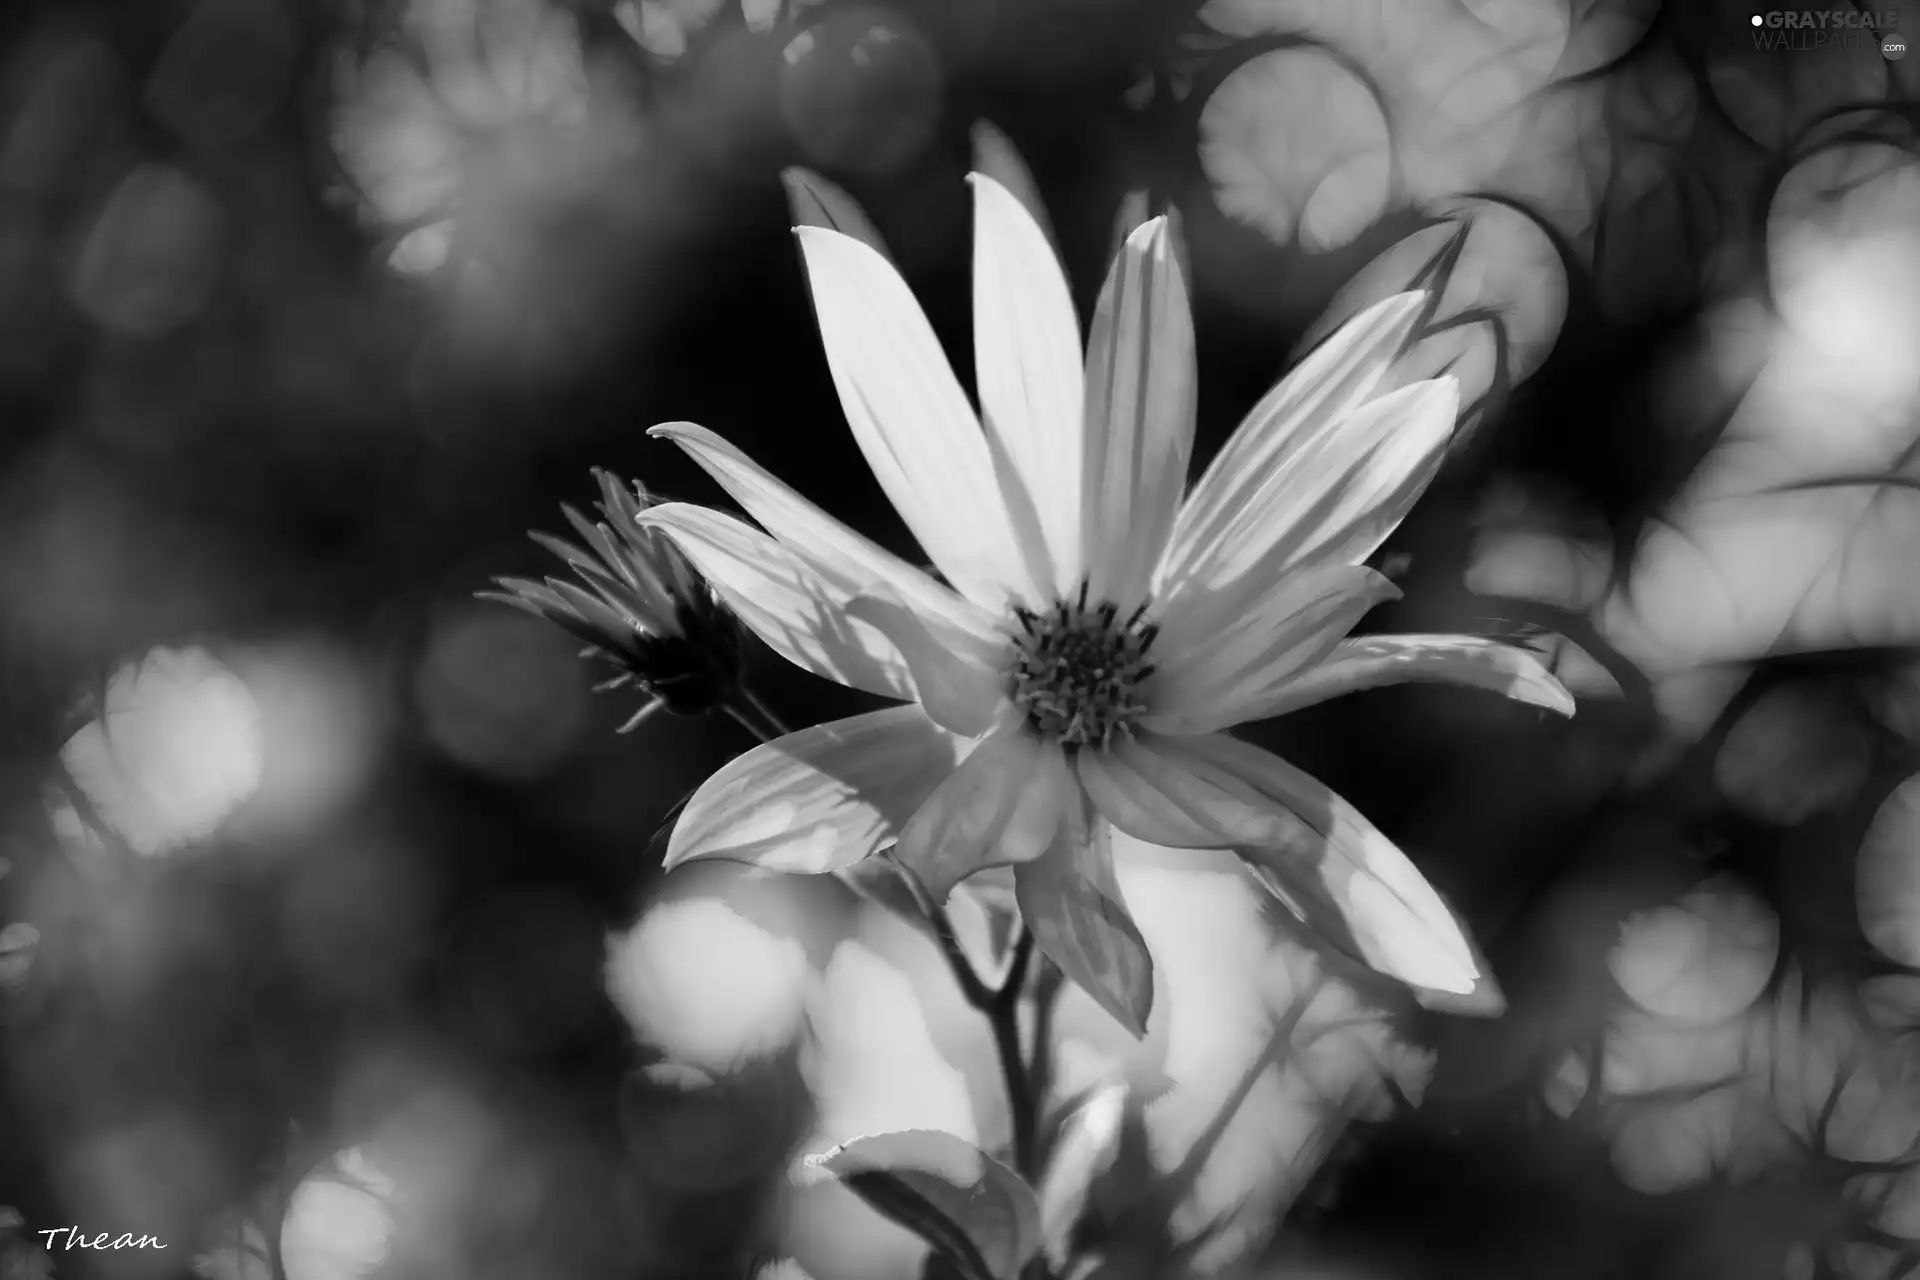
[1007,583,1159,750]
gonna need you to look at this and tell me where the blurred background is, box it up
[1,0,1919,1276]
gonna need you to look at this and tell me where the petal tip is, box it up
[1531,676,1578,717]
[1122,215,1172,253]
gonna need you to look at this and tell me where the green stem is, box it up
[721,688,1050,1209]
[992,926,1038,1180]
[886,855,1043,1182]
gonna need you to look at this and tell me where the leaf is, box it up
[800,1130,1042,1280]
[1199,46,1392,254]
[1858,775,1920,968]
[1015,800,1155,1038]
[1604,145,1920,666]
[1035,1082,1126,1267]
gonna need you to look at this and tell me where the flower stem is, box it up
[901,867,1044,1181]
[992,925,1038,1179]
[718,689,1049,1187]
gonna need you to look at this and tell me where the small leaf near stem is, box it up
[802,1130,1043,1280]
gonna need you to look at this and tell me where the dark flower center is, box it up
[1007,583,1159,751]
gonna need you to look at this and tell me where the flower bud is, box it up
[481,469,744,726]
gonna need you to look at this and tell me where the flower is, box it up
[636,145,1573,1034]
[482,468,743,727]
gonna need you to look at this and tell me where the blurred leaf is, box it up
[1610,146,1920,666]
[1859,775,1920,968]
[1714,683,1872,824]
[1199,45,1391,254]
[1036,1082,1126,1268]
[800,1130,1041,1280]
[0,924,37,997]
[193,1210,272,1280]
[1297,199,1568,429]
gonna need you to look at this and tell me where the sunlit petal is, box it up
[664,706,963,873]
[1258,634,1577,718]
[795,226,1045,611]
[1080,216,1196,609]
[638,502,914,700]
[1076,733,1293,848]
[647,422,999,640]
[1261,377,1458,571]
[844,591,1012,738]
[1157,292,1426,597]
[1184,733,1484,997]
[1160,379,1453,637]
[1144,566,1401,735]
[972,173,1085,595]
[894,727,1069,903]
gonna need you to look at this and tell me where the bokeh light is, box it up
[604,867,816,1071]
[60,646,264,858]
[413,603,588,780]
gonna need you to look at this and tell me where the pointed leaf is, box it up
[1014,800,1155,1038]
[1035,1082,1126,1267]
[800,1130,1042,1280]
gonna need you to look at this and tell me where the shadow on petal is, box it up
[663,706,964,874]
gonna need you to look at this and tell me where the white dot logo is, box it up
[1886,34,1908,60]
[1751,12,1763,24]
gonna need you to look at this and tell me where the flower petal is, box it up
[1181,733,1483,996]
[1142,566,1401,736]
[795,226,1045,611]
[782,167,891,260]
[638,502,915,700]
[664,707,963,873]
[1014,798,1154,1038]
[1075,733,1293,848]
[894,728,1070,903]
[1258,634,1577,719]
[646,423,997,642]
[1080,216,1196,610]
[1157,291,1426,597]
[844,591,1011,738]
[1273,377,1458,571]
[973,121,1059,254]
[1159,379,1458,624]
[972,172,1084,596]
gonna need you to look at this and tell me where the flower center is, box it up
[1007,583,1159,751]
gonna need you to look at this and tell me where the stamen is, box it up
[1005,580,1159,752]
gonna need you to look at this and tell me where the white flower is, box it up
[638,145,1572,1033]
